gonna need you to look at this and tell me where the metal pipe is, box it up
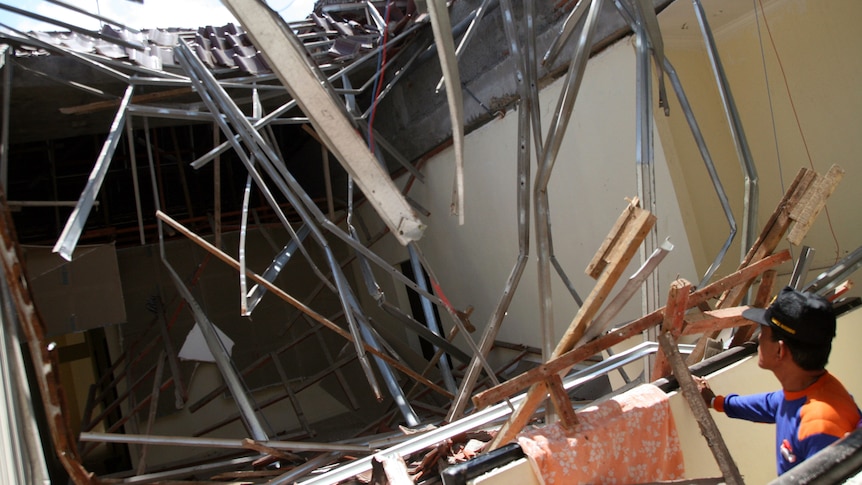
[0,27,131,83]
[160,260,269,441]
[0,50,10,193]
[448,0,535,422]
[664,59,736,288]
[542,0,590,68]
[535,0,604,359]
[635,20,659,314]
[804,244,862,296]
[614,0,736,290]
[239,174,253,315]
[0,2,145,50]
[176,42,380,398]
[124,118,146,246]
[44,0,142,33]
[434,0,497,92]
[79,432,370,454]
[268,452,343,485]
[178,44,337,295]
[692,0,759,267]
[408,244,457,394]
[245,224,311,314]
[52,85,134,261]
[789,246,815,290]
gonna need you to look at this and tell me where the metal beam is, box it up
[52,85,134,261]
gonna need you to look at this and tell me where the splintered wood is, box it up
[687,165,843,363]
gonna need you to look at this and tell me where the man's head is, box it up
[743,286,836,371]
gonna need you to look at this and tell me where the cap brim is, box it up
[742,306,770,326]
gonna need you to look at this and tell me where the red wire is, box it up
[367,0,394,150]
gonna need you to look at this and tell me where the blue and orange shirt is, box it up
[712,372,861,475]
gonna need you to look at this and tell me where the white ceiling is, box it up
[658,0,783,44]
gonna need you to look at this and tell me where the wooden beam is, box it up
[679,306,749,336]
[555,201,656,356]
[586,197,640,278]
[658,331,743,485]
[546,374,579,431]
[488,200,654,449]
[651,280,690,381]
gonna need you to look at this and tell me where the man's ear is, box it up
[777,340,788,359]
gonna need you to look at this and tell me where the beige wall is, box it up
[657,0,862,291]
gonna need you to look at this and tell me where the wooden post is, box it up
[658,331,743,485]
[651,280,690,381]
[546,374,579,431]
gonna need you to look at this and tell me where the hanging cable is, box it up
[752,0,784,194]
[756,0,841,263]
[367,0,394,150]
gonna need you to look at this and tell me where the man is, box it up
[695,286,861,475]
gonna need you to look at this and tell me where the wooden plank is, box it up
[651,280,690,381]
[473,251,789,411]
[659,331,743,485]
[487,380,549,450]
[556,206,656,355]
[546,374,578,431]
[680,306,748,336]
[586,197,640,278]
[787,164,845,245]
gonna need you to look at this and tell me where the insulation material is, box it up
[517,384,684,484]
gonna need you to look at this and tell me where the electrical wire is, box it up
[755,0,841,263]
[367,0,394,150]
[752,0,784,195]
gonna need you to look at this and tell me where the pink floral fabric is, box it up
[517,384,685,484]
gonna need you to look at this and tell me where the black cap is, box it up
[742,286,836,346]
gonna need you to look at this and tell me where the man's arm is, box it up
[694,376,780,423]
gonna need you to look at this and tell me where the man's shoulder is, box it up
[798,374,860,440]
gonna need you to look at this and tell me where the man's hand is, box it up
[692,376,716,408]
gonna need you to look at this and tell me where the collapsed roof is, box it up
[0,0,859,483]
